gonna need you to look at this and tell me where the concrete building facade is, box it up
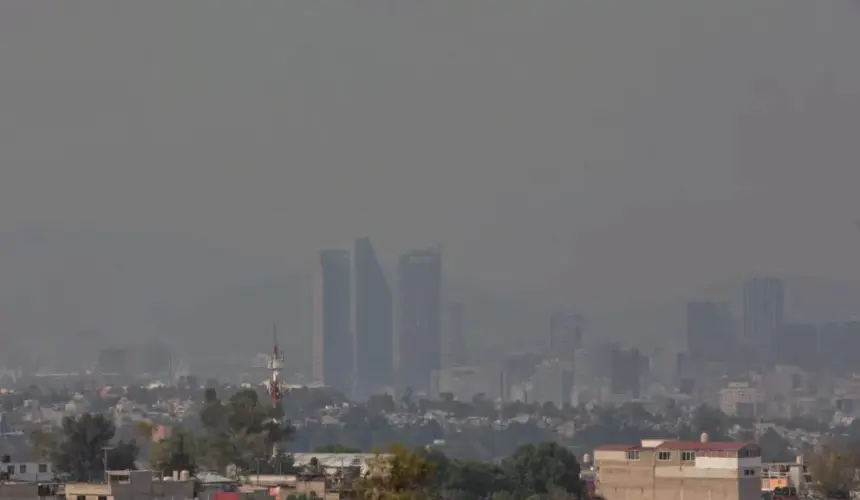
[594,438,762,500]
[1,457,53,482]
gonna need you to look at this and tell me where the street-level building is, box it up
[594,435,761,500]
[0,456,54,482]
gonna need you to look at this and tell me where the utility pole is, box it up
[102,446,113,484]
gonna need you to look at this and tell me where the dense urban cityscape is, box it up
[4,239,860,498]
[3,1,860,499]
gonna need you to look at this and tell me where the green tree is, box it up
[28,429,58,461]
[198,388,293,474]
[52,413,136,481]
[257,452,298,474]
[366,394,396,415]
[758,428,794,463]
[150,429,198,477]
[109,440,140,470]
[805,443,859,499]
[355,444,437,500]
[539,402,562,420]
[501,442,583,498]
[690,405,728,439]
[442,460,508,499]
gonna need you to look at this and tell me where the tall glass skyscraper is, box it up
[743,277,784,365]
[353,237,393,398]
[313,249,353,396]
[397,247,442,393]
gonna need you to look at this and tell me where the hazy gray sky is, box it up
[1,1,859,310]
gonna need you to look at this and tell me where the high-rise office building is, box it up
[533,359,574,408]
[549,311,585,361]
[397,247,442,393]
[353,237,393,398]
[686,301,734,363]
[743,277,784,364]
[442,302,467,368]
[610,346,641,399]
[313,249,353,396]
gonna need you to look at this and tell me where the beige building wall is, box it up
[595,443,761,500]
[63,470,194,500]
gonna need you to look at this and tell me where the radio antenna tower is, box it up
[266,324,285,458]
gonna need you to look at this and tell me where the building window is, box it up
[657,451,671,461]
[77,496,86,500]
[626,451,640,460]
[18,464,26,474]
[744,468,757,476]
[6,465,13,475]
[98,496,108,500]
[38,464,48,473]
[681,451,696,461]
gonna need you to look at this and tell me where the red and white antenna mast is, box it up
[267,324,285,459]
[267,324,284,406]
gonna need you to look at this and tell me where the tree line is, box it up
[29,387,588,499]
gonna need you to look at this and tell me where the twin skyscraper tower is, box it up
[313,238,442,399]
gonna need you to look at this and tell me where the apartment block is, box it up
[594,436,761,500]
[719,381,763,418]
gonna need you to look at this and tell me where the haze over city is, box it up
[5,2,860,499]
[1,0,860,390]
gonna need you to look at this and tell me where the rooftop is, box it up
[595,439,756,452]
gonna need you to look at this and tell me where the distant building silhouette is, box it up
[549,311,585,361]
[353,237,393,398]
[533,359,573,407]
[743,277,784,365]
[610,346,641,399]
[313,249,353,396]
[686,301,734,363]
[442,302,467,368]
[397,247,442,394]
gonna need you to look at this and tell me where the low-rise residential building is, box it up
[0,481,58,500]
[0,456,54,482]
[63,470,194,500]
[594,435,761,500]
[760,459,808,494]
